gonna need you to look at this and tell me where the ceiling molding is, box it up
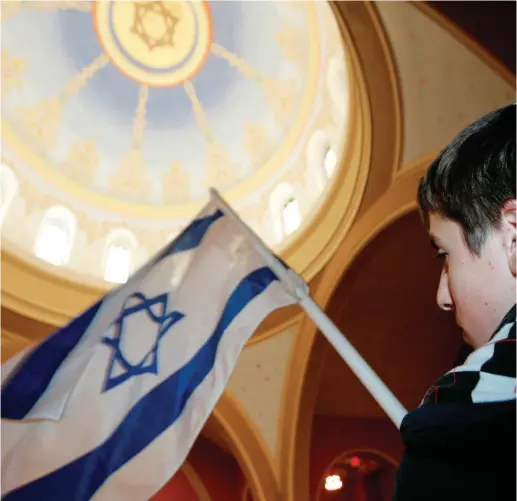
[181,462,212,501]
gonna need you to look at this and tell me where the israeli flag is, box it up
[1,199,297,501]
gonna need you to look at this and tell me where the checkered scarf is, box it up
[421,306,516,406]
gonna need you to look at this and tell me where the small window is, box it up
[103,229,137,284]
[34,206,75,266]
[324,148,337,178]
[306,132,336,192]
[269,183,302,243]
[282,197,301,236]
[104,243,131,284]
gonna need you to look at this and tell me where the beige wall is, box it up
[375,1,514,168]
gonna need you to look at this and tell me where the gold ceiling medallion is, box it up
[93,1,212,87]
[79,219,115,245]
[14,54,108,150]
[109,149,152,202]
[261,77,300,128]
[243,123,275,171]
[17,174,58,216]
[109,84,152,202]
[276,23,308,70]
[203,142,241,191]
[61,140,100,187]
[161,161,191,205]
[183,79,241,192]
[15,98,64,149]
[210,42,302,128]
[131,2,179,51]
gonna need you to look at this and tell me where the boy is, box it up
[394,104,516,500]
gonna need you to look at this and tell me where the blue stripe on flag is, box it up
[1,210,223,421]
[1,302,102,420]
[157,209,223,260]
[3,267,279,501]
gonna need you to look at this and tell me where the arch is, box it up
[0,163,18,227]
[210,393,281,501]
[269,183,301,242]
[181,462,212,501]
[279,155,432,501]
[103,228,137,284]
[34,206,76,266]
[241,485,253,501]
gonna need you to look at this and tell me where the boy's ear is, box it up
[501,199,516,276]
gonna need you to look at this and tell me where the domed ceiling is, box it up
[1,1,349,283]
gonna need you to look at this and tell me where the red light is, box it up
[350,456,360,468]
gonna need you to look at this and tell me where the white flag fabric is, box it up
[1,201,296,501]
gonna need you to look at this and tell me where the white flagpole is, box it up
[210,189,408,429]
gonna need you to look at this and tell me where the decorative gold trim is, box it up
[1,243,107,327]
[0,0,383,346]
[246,310,303,347]
[414,2,516,87]
[277,319,327,501]
[212,393,280,501]
[367,2,404,184]
[394,149,440,181]
[182,462,212,501]
[240,485,252,501]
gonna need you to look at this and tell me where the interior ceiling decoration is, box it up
[1,0,350,282]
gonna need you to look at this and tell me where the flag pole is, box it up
[209,188,408,429]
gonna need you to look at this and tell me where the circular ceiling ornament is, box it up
[93,1,212,87]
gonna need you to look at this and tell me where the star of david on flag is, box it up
[1,193,301,501]
[102,292,185,392]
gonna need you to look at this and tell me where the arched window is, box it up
[306,132,338,193]
[34,206,76,266]
[0,163,18,227]
[103,230,136,284]
[269,183,302,243]
[326,51,348,116]
[282,197,301,236]
[324,147,338,178]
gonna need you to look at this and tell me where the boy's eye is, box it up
[436,251,448,261]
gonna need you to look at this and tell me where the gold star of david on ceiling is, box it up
[131,2,179,51]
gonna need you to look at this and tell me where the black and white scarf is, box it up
[421,306,516,406]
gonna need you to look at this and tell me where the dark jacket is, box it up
[394,307,516,500]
